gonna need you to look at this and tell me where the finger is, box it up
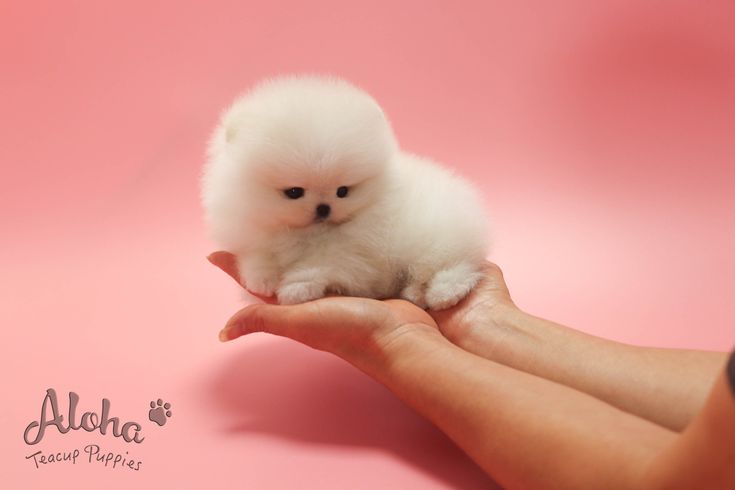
[218,298,375,345]
[207,251,240,283]
[219,303,299,342]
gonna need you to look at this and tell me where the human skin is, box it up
[428,263,727,432]
[209,251,734,489]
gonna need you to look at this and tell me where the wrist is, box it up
[439,299,527,344]
[441,303,544,366]
[358,324,451,381]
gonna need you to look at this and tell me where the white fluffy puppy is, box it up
[202,75,489,310]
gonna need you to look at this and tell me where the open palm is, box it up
[208,251,514,361]
[208,252,441,367]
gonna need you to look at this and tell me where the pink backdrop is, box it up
[2,1,733,488]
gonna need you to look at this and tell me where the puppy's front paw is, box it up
[245,274,280,297]
[277,281,326,305]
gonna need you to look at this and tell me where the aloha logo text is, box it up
[24,388,145,445]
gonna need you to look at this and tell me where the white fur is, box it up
[201,75,490,310]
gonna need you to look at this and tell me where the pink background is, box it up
[1,1,733,488]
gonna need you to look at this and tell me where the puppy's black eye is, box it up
[336,186,349,198]
[284,187,304,199]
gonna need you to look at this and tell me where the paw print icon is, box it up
[148,399,172,427]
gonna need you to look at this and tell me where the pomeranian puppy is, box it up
[201,75,489,310]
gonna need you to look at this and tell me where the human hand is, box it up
[429,261,518,347]
[207,251,445,374]
[207,252,518,355]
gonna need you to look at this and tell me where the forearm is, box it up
[448,305,726,431]
[368,329,676,490]
[644,355,735,489]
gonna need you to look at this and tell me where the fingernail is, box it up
[218,329,230,342]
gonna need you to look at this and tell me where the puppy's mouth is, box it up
[312,215,351,226]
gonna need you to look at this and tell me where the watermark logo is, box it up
[148,399,173,426]
[23,388,172,471]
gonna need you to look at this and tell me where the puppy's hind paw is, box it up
[277,281,326,305]
[425,263,483,311]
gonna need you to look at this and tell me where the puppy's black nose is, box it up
[316,203,331,219]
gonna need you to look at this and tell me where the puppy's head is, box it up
[205,75,398,232]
